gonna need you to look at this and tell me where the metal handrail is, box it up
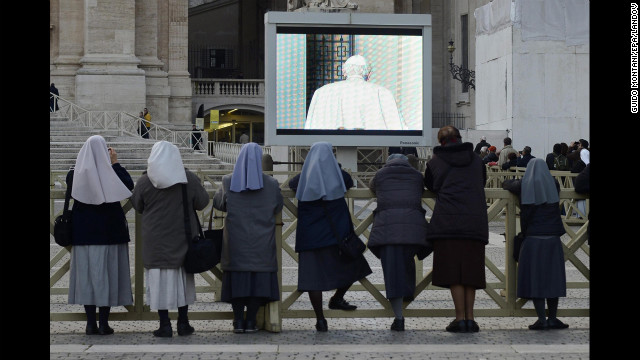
[50,93,198,147]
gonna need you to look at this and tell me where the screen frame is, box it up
[264,11,433,147]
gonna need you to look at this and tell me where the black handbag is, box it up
[322,202,366,259]
[182,184,222,274]
[53,180,73,247]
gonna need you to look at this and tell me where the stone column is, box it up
[136,0,170,125]
[50,0,85,101]
[159,0,193,128]
[75,0,146,114]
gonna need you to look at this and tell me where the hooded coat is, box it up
[367,158,429,257]
[423,142,489,244]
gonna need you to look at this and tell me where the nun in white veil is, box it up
[213,142,283,333]
[288,142,372,332]
[66,135,134,335]
[131,141,210,337]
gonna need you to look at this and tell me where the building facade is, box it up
[50,0,193,128]
[50,0,590,157]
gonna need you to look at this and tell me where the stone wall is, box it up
[49,0,192,128]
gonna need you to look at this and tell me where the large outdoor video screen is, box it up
[264,12,432,147]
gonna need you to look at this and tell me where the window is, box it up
[209,49,233,69]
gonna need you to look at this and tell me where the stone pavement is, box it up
[50,315,589,359]
[51,200,590,359]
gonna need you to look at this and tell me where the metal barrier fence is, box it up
[50,93,208,149]
[50,169,589,331]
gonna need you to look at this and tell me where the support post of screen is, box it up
[336,147,358,188]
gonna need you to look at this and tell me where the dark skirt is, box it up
[379,245,420,299]
[432,238,486,289]
[517,235,567,299]
[220,271,280,304]
[298,244,373,292]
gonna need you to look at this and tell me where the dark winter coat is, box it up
[474,139,491,154]
[482,152,498,164]
[516,153,535,168]
[367,159,429,257]
[66,164,134,246]
[501,179,565,237]
[289,170,354,252]
[423,142,489,244]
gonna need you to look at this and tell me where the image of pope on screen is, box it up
[304,55,407,130]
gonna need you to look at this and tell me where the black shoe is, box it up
[528,319,549,330]
[177,322,195,336]
[445,319,467,333]
[547,318,569,329]
[245,320,259,333]
[466,319,480,333]
[233,320,245,334]
[390,318,405,331]
[328,297,357,311]
[315,318,328,332]
[98,325,114,335]
[153,323,173,337]
[85,323,99,335]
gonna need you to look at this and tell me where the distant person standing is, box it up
[497,137,518,168]
[482,146,498,164]
[516,146,535,168]
[50,83,59,112]
[545,144,569,171]
[239,132,249,144]
[141,108,152,139]
[474,136,490,155]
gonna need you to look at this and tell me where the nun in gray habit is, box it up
[288,141,372,332]
[213,142,283,333]
[131,141,210,337]
[502,158,569,331]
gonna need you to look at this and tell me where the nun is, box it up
[66,135,134,335]
[502,158,569,330]
[131,141,210,337]
[288,141,372,331]
[213,142,283,334]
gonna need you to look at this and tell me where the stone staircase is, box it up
[50,114,234,173]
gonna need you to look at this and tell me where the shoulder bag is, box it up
[182,184,222,274]
[53,178,73,247]
[322,202,366,259]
